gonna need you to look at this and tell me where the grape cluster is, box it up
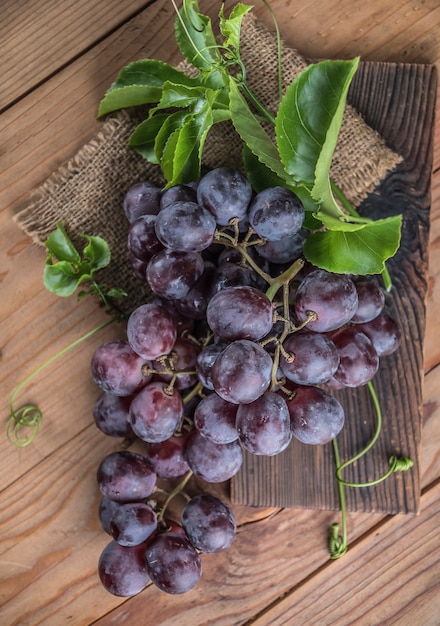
[91,167,401,596]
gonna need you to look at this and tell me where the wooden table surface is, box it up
[1,1,439,624]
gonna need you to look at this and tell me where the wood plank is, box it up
[424,174,440,372]
[0,0,149,110]
[421,367,440,486]
[231,61,437,513]
[249,481,440,626]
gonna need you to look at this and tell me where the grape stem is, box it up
[156,469,194,524]
[329,380,413,559]
[265,258,305,302]
[182,381,203,405]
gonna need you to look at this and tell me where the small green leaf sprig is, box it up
[98,0,401,282]
[44,222,127,307]
[6,224,126,447]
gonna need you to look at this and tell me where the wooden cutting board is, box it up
[231,61,437,514]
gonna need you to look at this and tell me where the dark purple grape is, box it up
[128,214,164,262]
[127,303,177,360]
[206,285,274,342]
[322,376,347,390]
[146,433,190,479]
[160,184,198,209]
[184,429,243,482]
[193,392,238,444]
[152,297,195,335]
[91,340,151,397]
[355,312,401,356]
[211,339,273,404]
[332,326,379,387]
[110,502,157,546]
[181,494,236,553]
[145,532,201,594]
[248,186,304,241]
[93,392,134,438]
[195,343,226,390]
[129,252,148,281]
[160,519,187,536]
[152,337,199,390]
[256,229,308,264]
[236,391,292,456]
[146,249,205,300]
[154,201,216,252]
[294,269,359,332]
[173,261,218,320]
[129,381,183,443]
[99,540,150,597]
[97,450,156,503]
[351,279,386,323]
[214,262,259,292]
[123,181,162,222]
[99,496,122,535]
[287,386,345,445]
[196,167,252,225]
[279,331,340,385]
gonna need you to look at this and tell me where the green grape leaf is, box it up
[98,60,199,116]
[229,78,287,181]
[128,113,170,162]
[303,214,402,275]
[175,0,222,72]
[106,287,128,302]
[160,104,213,187]
[82,235,111,270]
[275,58,359,217]
[219,3,253,50]
[43,224,113,297]
[155,81,219,111]
[160,127,182,184]
[154,110,190,164]
[110,59,199,90]
[98,85,160,117]
[45,223,81,264]
[316,212,376,231]
[43,262,88,297]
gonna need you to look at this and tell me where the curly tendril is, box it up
[329,380,414,559]
[6,404,43,447]
[328,523,348,560]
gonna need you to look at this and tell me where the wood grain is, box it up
[231,62,437,514]
[1,0,149,111]
[250,482,440,626]
[1,1,440,624]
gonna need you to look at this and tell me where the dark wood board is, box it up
[231,61,437,514]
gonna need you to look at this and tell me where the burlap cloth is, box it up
[15,13,401,314]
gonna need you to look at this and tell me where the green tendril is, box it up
[262,0,283,102]
[6,316,118,447]
[329,522,348,560]
[6,405,43,448]
[329,380,413,559]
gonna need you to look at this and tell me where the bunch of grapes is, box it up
[91,167,401,596]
